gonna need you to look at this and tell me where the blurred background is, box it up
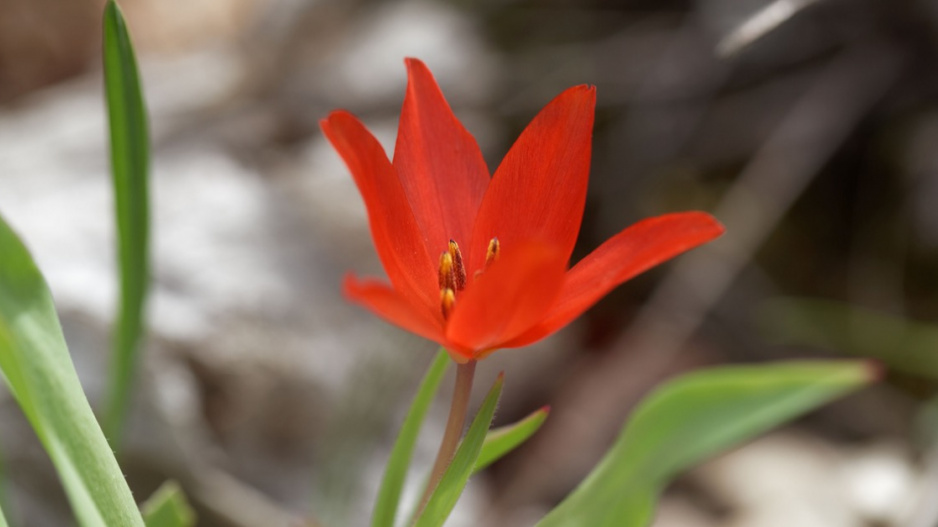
[1,0,937,525]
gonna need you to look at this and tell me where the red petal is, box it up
[343,274,445,344]
[394,58,490,257]
[445,242,567,356]
[502,212,725,348]
[469,85,596,272]
[321,112,436,308]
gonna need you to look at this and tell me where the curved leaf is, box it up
[538,361,874,527]
[0,214,144,526]
[142,481,195,527]
[473,405,549,473]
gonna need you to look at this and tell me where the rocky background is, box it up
[2,0,938,526]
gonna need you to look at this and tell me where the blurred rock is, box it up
[696,433,846,510]
[691,431,921,527]
[840,442,918,524]
[319,0,496,108]
[0,0,101,102]
[0,0,265,104]
[651,495,717,527]
[121,0,265,54]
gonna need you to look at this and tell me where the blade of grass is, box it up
[414,373,504,527]
[102,0,151,452]
[537,361,874,527]
[371,350,450,527]
[142,481,196,527]
[0,434,12,525]
[473,405,549,474]
[0,214,145,526]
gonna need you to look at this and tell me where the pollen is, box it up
[448,239,467,290]
[440,287,456,319]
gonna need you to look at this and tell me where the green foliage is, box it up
[414,373,504,527]
[102,0,151,451]
[142,481,196,527]
[0,214,145,526]
[538,361,873,527]
[761,297,938,378]
[473,405,549,473]
[372,351,450,527]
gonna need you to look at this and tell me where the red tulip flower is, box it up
[321,58,724,363]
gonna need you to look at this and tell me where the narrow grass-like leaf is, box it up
[0,436,12,525]
[537,361,874,527]
[473,405,549,473]
[761,297,938,378]
[102,0,151,451]
[414,373,504,527]
[0,214,145,526]
[0,500,8,527]
[371,350,450,527]
[142,481,195,527]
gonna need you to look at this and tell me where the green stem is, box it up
[416,360,476,517]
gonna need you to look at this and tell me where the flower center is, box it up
[437,237,499,319]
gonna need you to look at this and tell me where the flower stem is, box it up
[417,359,477,515]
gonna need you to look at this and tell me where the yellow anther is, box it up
[448,239,467,290]
[438,251,456,290]
[484,237,500,268]
[440,288,456,319]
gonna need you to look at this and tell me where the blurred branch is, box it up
[495,42,905,511]
[717,0,821,57]
[186,464,321,527]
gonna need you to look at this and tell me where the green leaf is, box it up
[414,373,504,527]
[537,361,874,527]
[371,350,450,527]
[473,405,549,473]
[760,297,938,378]
[102,0,151,451]
[142,481,196,527]
[0,214,145,526]
[0,435,13,525]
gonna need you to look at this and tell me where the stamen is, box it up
[484,237,500,267]
[448,240,467,290]
[440,288,456,319]
[438,251,455,291]
[474,237,502,280]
